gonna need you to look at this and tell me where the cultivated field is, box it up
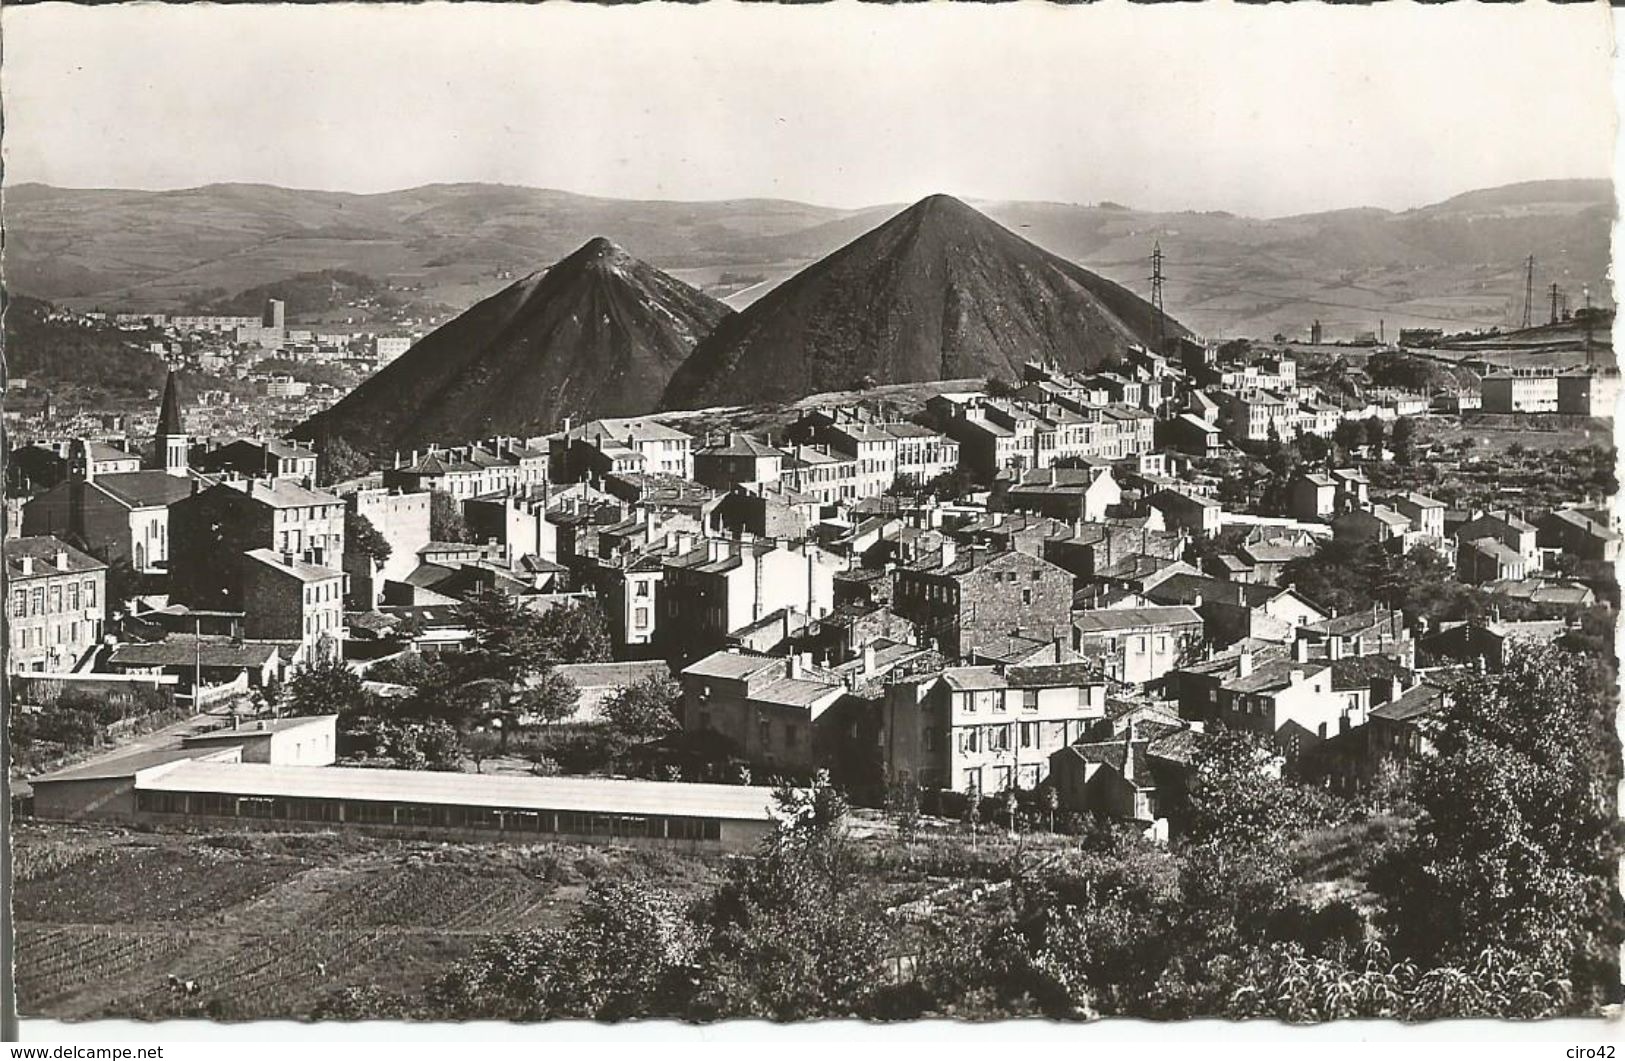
[10,823,723,1022]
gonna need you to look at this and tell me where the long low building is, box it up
[29,731,778,851]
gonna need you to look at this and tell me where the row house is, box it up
[784,408,959,490]
[892,540,1074,661]
[879,659,1109,793]
[169,479,345,612]
[1072,605,1205,686]
[1301,681,1444,796]
[7,537,107,673]
[1293,608,1415,667]
[999,465,1121,523]
[551,418,694,482]
[1454,509,1539,571]
[192,438,318,482]
[1142,571,1326,647]
[1331,504,1415,549]
[781,444,860,506]
[1537,507,1621,563]
[660,537,841,664]
[1213,388,1295,444]
[681,643,938,777]
[1458,537,1527,584]
[240,548,346,665]
[345,488,432,608]
[1041,522,1187,581]
[692,434,785,490]
[1145,488,1222,538]
[1049,714,1205,832]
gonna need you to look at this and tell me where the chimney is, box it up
[1292,637,1310,663]
[940,539,957,568]
[1388,674,1404,703]
[257,720,267,731]
[1121,726,1135,783]
[18,556,33,576]
[787,655,802,680]
[282,550,296,567]
[1289,668,1305,687]
[1237,650,1253,678]
[863,640,876,676]
[55,550,68,571]
[1329,637,1345,661]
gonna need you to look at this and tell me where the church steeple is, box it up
[154,371,188,477]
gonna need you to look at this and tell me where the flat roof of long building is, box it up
[139,762,780,821]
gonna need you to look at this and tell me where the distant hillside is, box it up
[1,294,168,398]
[662,194,1187,410]
[5,177,1611,344]
[296,238,731,453]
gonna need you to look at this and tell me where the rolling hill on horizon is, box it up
[662,194,1189,409]
[3,177,1611,342]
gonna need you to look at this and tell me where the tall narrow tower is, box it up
[1521,255,1535,330]
[1549,283,1561,326]
[1149,242,1167,354]
[154,371,188,477]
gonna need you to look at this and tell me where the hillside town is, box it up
[4,0,1618,1033]
[11,301,1616,821]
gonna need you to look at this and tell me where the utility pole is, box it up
[1583,286,1594,366]
[1549,282,1561,326]
[1149,242,1166,355]
[1521,254,1535,330]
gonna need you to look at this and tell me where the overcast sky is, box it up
[3,2,1614,217]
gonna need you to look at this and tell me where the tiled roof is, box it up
[94,470,199,508]
[108,635,284,669]
[681,650,782,682]
[243,548,343,582]
[1074,606,1203,634]
[6,536,106,576]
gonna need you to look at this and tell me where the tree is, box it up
[462,729,504,773]
[1181,727,1342,851]
[515,667,581,745]
[429,490,469,543]
[344,509,391,565]
[283,657,369,718]
[1363,416,1386,453]
[598,675,681,749]
[1332,418,1365,458]
[1375,645,1623,1008]
[318,436,374,486]
[419,718,464,771]
[430,881,701,1021]
[530,599,613,665]
[1391,416,1417,464]
[688,772,891,1020]
[884,777,921,854]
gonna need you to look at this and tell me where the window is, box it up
[67,583,80,611]
[635,581,651,598]
[84,581,97,607]
[11,590,24,617]
[758,718,772,748]
[1022,589,1033,606]
[1020,721,1035,748]
[1023,689,1038,711]
[48,586,62,613]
